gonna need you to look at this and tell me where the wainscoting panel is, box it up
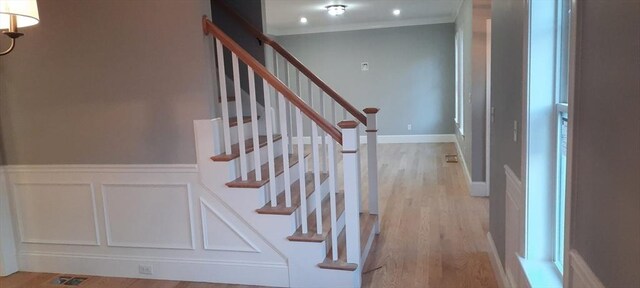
[102,184,194,250]
[200,199,260,253]
[3,164,289,286]
[12,183,99,246]
[504,165,525,288]
[569,250,605,288]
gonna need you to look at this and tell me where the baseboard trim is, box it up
[19,251,289,287]
[487,232,511,288]
[292,134,457,145]
[471,182,489,197]
[569,250,605,288]
[454,138,472,185]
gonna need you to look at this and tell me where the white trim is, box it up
[293,134,457,145]
[101,183,196,250]
[486,18,492,197]
[12,182,101,247]
[19,251,289,287]
[0,166,19,276]
[269,17,455,36]
[470,182,489,197]
[2,164,198,174]
[455,138,472,185]
[569,250,605,288]
[487,232,511,288]
[200,198,261,253]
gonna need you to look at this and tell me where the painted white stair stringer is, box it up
[195,119,363,288]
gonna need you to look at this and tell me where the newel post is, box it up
[339,120,362,265]
[364,108,380,234]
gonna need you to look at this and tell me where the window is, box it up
[455,29,464,135]
[523,0,572,284]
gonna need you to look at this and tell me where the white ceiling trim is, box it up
[268,16,455,36]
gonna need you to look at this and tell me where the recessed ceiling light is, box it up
[326,5,347,16]
[393,9,401,16]
[300,17,308,23]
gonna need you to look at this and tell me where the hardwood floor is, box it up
[0,144,497,288]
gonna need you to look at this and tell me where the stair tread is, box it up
[256,172,329,215]
[226,153,310,188]
[317,213,378,271]
[287,193,345,242]
[228,116,255,127]
[211,135,283,162]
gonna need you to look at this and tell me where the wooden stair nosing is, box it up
[256,172,329,215]
[225,152,310,188]
[286,193,345,243]
[211,134,282,162]
[317,213,378,271]
[228,116,257,127]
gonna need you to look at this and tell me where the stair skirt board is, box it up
[195,119,374,287]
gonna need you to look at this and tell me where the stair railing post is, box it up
[339,120,362,265]
[364,108,380,234]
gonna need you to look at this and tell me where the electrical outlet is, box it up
[407,124,412,131]
[139,265,153,275]
[361,62,369,71]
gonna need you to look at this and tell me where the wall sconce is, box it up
[0,0,40,56]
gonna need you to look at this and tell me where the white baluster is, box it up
[278,93,292,207]
[319,90,327,172]
[232,53,248,181]
[311,122,322,235]
[284,63,293,154]
[248,68,261,181]
[296,108,308,234]
[215,39,232,155]
[331,100,337,126]
[272,51,281,134]
[339,120,361,265]
[264,80,278,207]
[327,139,338,261]
[343,107,348,120]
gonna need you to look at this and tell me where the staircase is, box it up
[195,6,381,287]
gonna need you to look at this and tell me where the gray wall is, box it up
[455,0,474,178]
[489,0,526,264]
[454,0,490,182]
[0,0,215,165]
[276,24,455,136]
[570,0,640,286]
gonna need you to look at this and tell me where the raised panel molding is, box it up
[12,183,100,246]
[504,165,525,288]
[569,250,605,288]
[102,183,195,250]
[200,198,260,253]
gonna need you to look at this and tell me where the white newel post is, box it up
[364,108,380,234]
[339,120,362,265]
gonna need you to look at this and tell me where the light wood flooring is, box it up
[0,143,497,288]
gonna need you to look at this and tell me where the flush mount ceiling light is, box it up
[300,17,308,23]
[326,5,346,16]
[393,9,401,16]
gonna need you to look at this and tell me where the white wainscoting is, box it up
[3,165,288,287]
[505,165,526,288]
[0,167,19,276]
[569,250,605,288]
[487,232,511,288]
[13,183,100,246]
[102,184,195,250]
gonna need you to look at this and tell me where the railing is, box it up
[210,0,367,126]
[203,14,379,268]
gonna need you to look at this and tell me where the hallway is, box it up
[0,144,497,288]
[362,143,497,287]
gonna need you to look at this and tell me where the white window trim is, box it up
[520,0,574,287]
[455,29,465,136]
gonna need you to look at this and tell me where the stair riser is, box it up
[225,138,284,180]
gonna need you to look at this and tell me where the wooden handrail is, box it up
[209,0,368,126]
[203,17,343,144]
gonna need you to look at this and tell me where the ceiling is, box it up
[265,0,464,36]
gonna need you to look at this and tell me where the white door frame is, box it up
[485,19,492,193]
